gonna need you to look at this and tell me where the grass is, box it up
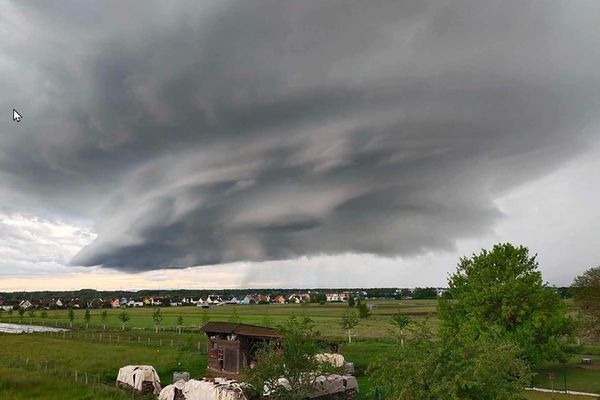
[1,300,598,400]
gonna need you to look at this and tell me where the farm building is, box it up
[200,322,281,377]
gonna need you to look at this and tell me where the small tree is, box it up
[340,309,359,343]
[357,302,371,319]
[177,315,184,334]
[118,310,130,331]
[68,308,75,328]
[571,266,600,341]
[40,310,48,326]
[101,310,108,330]
[0,309,4,320]
[84,308,91,329]
[348,296,355,308]
[152,307,163,333]
[242,316,341,400]
[27,309,36,324]
[390,311,412,346]
[201,310,210,325]
[18,307,25,323]
[228,307,241,323]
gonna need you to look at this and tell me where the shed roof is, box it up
[201,321,281,339]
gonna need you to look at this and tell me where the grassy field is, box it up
[1,300,598,400]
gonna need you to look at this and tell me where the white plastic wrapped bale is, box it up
[315,353,345,368]
[159,379,187,400]
[309,374,358,399]
[182,378,247,400]
[116,365,161,395]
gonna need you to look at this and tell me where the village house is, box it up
[273,294,286,304]
[325,292,350,302]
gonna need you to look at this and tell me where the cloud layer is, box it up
[1,1,600,272]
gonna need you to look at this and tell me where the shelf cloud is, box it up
[1,1,600,272]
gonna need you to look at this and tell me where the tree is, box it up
[84,308,91,329]
[101,310,108,330]
[411,287,438,299]
[177,315,184,326]
[390,311,412,346]
[40,310,48,325]
[228,307,241,323]
[242,316,341,400]
[571,266,600,341]
[67,308,75,328]
[18,307,25,323]
[118,310,130,330]
[357,302,371,319]
[438,243,573,367]
[152,307,163,333]
[27,309,36,324]
[339,309,359,343]
[368,320,530,400]
[348,296,355,308]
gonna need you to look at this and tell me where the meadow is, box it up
[0,300,598,400]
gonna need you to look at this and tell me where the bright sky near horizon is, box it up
[1,1,599,291]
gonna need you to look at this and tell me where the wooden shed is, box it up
[200,322,281,377]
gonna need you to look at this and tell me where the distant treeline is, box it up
[0,286,572,302]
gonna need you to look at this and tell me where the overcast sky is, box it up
[1,0,599,291]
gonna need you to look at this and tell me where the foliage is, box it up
[411,287,438,300]
[438,243,574,367]
[152,307,163,332]
[201,310,209,325]
[340,309,359,343]
[242,315,341,400]
[348,296,356,307]
[67,308,75,324]
[571,266,600,340]
[390,311,412,345]
[358,302,371,319]
[118,310,130,330]
[228,307,241,323]
[368,320,531,400]
[177,315,184,326]
[311,293,326,303]
[27,309,35,318]
[18,308,25,322]
[84,309,91,326]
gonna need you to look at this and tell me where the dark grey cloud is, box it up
[1,0,600,271]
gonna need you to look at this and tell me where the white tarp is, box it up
[117,365,161,395]
[181,378,246,400]
[315,353,345,368]
[158,379,186,400]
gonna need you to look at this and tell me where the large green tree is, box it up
[571,266,600,341]
[368,321,530,400]
[438,243,573,367]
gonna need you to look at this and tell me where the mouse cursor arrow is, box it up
[13,109,22,122]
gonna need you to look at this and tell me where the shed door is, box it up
[224,348,239,373]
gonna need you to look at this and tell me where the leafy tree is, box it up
[368,320,530,400]
[390,311,412,346]
[311,293,326,303]
[201,310,210,325]
[177,315,184,326]
[7,308,13,316]
[40,310,48,325]
[357,302,371,319]
[242,316,341,400]
[101,310,108,330]
[339,309,359,343]
[228,307,241,323]
[18,307,25,323]
[84,308,91,329]
[571,266,600,340]
[152,307,163,333]
[348,296,355,307]
[411,287,438,299]
[118,310,130,330]
[27,309,36,324]
[438,243,573,367]
[67,308,75,327]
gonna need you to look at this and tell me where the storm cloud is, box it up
[1,1,600,272]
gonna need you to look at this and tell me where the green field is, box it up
[1,300,598,400]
